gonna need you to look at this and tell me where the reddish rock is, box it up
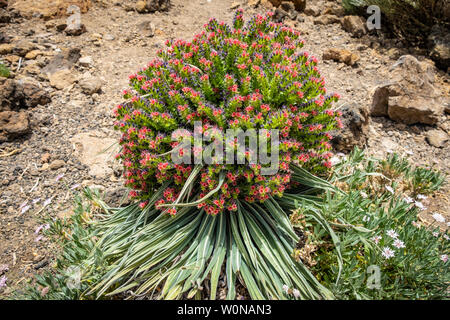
[341,15,367,38]
[0,111,30,142]
[323,48,360,66]
[370,55,444,125]
[10,0,91,19]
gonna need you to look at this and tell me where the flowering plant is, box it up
[65,10,346,300]
[114,9,342,215]
[293,148,449,299]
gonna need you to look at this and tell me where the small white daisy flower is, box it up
[443,234,449,241]
[360,191,368,199]
[0,275,6,288]
[432,231,439,237]
[381,247,395,259]
[330,156,340,166]
[386,229,399,239]
[403,196,413,204]
[292,289,300,298]
[372,236,382,244]
[43,196,54,207]
[431,213,446,223]
[414,201,426,211]
[393,239,405,249]
[282,284,289,294]
[440,254,448,263]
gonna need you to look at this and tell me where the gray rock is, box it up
[138,21,156,37]
[369,55,444,125]
[79,77,102,95]
[79,56,93,67]
[49,159,65,170]
[341,15,367,38]
[426,129,448,148]
[332,103,370,152]
[0,111,30,142]
[313,15,341,25]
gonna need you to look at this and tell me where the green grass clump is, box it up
[291,148,449,299]
[0,63,10,78]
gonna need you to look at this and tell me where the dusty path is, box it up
[0,0,448,297]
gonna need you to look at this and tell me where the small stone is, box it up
[386,47,403,60]
[41,153,51,163]
[25,50,43,60]
[0,111,30,142]
[136,1,147,13]
[138,21,156,37]
[104,34,115,41]
[0,43,13,54]
[323,48,360,66]
[45,20,56,29]
[274,7,289,23]
[331,103,369,152]
[12,40,37,57]
[322,5,345,17]
[64,14,87,36]
[341,15,367,38]
[304,6,320,17]
[426,129,448,148]
[79,77,102,95]
[79,56,93,67]
[49,159,65,170]
[56,23,68,32]
[248,0,261,8]
[313,15,341,25]
[230,1,240,9]
[49,69,77,90]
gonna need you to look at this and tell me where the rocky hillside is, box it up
[0,0,448,297]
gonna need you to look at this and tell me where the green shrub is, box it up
[293,148,449,299]
[114,9,341,215]
[12,188,108,300]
